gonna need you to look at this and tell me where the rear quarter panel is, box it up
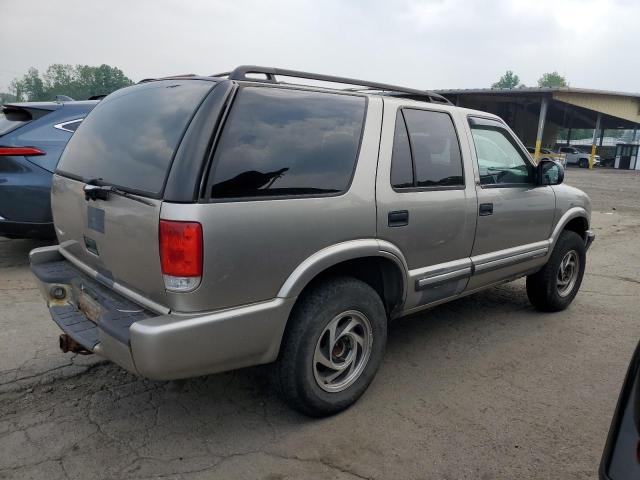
[161,97,383,313]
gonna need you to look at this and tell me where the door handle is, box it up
[479,203,493,216]
[388,210,409,227]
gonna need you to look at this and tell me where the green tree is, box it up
[491,70,523,89]
[10,64,133,101]
[10,67,45,101]
[0,92,17,104]
[537,71,568,88]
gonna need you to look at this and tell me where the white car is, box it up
[558,146,600,168]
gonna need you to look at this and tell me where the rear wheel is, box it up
[526,231,586,312]
[277,277,387,417]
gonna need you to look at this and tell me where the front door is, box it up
[465,116,556,291]
[376,102,477,312]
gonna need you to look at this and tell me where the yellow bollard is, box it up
[534,139,542,163]
[589,144,596,169]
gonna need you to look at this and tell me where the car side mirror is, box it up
[537,159,564,185]
[600,341,640,479]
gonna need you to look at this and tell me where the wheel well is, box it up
[563,217,588,240]
[296,257,405,316]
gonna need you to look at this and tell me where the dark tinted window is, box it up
[0,107,31,136]
[402,109,464,187]
[210,87,365,199]
[57,80,214,196]
[390,113,413,188]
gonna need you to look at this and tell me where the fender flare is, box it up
[549,207,589,250]
[277,239,409,305]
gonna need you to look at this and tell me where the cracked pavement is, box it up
[1,168,640,479]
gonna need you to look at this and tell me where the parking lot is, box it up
[0,167,639,480]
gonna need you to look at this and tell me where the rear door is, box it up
[52,79,217,309]
[376,101,477,312]
[465,116,555,291]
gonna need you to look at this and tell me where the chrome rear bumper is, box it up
[29,245,295,380]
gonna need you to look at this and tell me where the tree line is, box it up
[492,70,568,89]
[1,64,133,102]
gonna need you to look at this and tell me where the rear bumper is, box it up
[29,245,295,380]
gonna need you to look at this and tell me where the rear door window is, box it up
[208,87,366,199]
[390,113,413,189]
[390,108,464,189]
[56,79,215,197]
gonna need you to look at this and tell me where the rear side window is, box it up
[54,119,83,133]
[57,80,215,197]
[209,87,366,199]
[0,107,32,136]
[390,109,464,189]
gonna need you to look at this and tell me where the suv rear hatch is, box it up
[53,79,217,310]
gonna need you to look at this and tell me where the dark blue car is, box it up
[0,99,98,238]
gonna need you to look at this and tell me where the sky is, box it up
[2,0,639,94]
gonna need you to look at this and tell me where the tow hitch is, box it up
[59,334,92,355]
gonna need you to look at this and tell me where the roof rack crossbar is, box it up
[213,65,451,104]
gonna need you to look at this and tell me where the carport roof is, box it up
[437,87,640,128]
[436,87,640,99]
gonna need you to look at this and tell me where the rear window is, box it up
[0,107,32,136]
[208,87,366,199]
[57,80,215,196]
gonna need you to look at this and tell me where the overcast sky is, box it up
[2,0,639,94]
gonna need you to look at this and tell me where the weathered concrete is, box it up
[1,167,639,479]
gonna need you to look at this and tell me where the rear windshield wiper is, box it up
[83,180,154,206]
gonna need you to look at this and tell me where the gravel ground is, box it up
[1,167,639,480]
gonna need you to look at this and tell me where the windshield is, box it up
[56,79,215,197]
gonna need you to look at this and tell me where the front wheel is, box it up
[526,231,586,312]
[276,277,387,417]
[579,158,589,168]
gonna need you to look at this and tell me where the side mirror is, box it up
[600,341,640,479]
[537,159,564,185]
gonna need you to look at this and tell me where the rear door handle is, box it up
[388,210,409,227]
[479,203,493,216]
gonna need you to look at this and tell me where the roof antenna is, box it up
[55,95,74,103]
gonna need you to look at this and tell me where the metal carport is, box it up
[437,87,640,169]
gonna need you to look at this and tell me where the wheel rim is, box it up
[557,250,580,297]
[313,310,373,393]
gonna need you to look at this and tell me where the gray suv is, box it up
[30,67,595,416]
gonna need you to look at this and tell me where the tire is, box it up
[277,276,387,417]
[579,158,588,168]
[526,231,586,312]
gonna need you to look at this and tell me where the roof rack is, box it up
[213,66,452,105]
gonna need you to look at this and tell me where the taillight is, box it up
[0,146,45,156]
[159,220,203,292]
